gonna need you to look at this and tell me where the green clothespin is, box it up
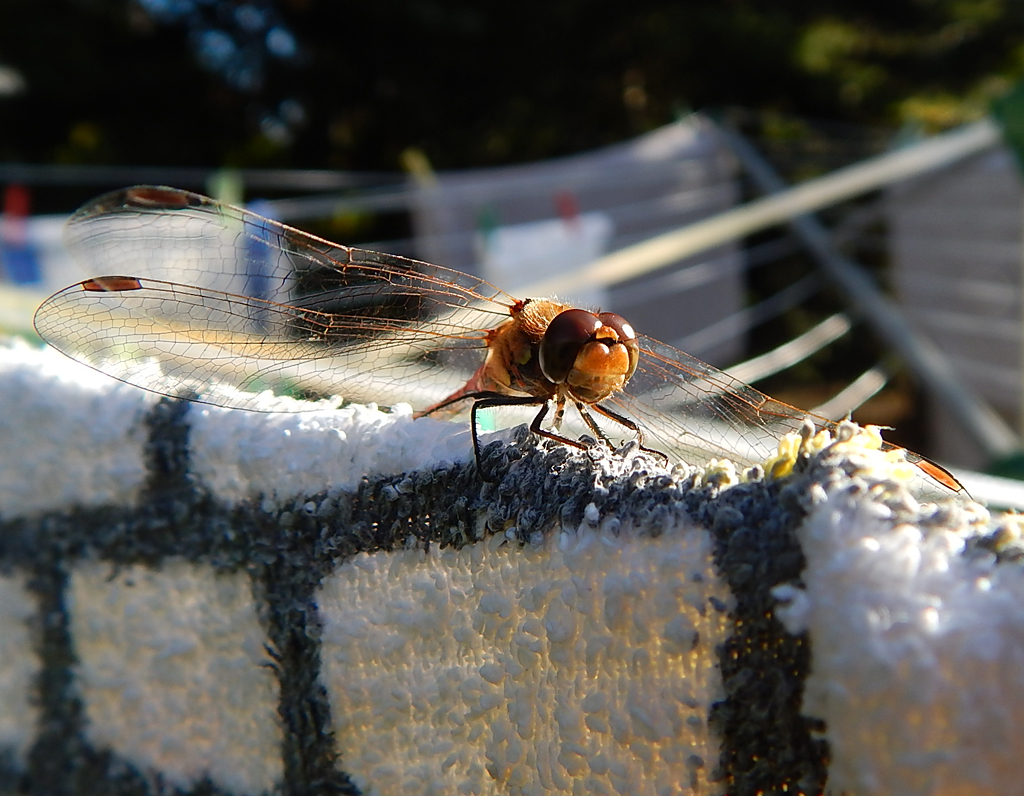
[207,169,245,206]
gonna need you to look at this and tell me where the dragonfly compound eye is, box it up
[539,308,603,384]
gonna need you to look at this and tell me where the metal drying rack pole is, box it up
[717,124,1022,464]
[516,119,1003,298]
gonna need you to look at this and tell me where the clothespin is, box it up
[554,190,581,233]
[476,204,499,253]
[1,184,41,284]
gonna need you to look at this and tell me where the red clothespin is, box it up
[1,184,41,284]
[554,190,581,233]
[2,183,29,247]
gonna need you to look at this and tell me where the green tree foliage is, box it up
[1,0,1023,171]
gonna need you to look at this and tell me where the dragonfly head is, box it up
[538,308,639,404]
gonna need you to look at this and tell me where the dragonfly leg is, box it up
[417,389,478,419]
[526,401,597,453]
[469,395,594,461]
[576,403,616,449]
[468,393,547,478]
[590,402,669,464]
[433,392,649,479]
[552,399,566,430]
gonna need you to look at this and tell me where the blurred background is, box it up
[5,0,1024,481]
[2,0,1013,173]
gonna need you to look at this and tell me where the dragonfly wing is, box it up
[613,336,964,494]
[608,335,809,469]
[38,187,521,410]
[35,276,487,410]
[63,186,516,316]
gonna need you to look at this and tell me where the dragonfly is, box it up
[33,185,963,494]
